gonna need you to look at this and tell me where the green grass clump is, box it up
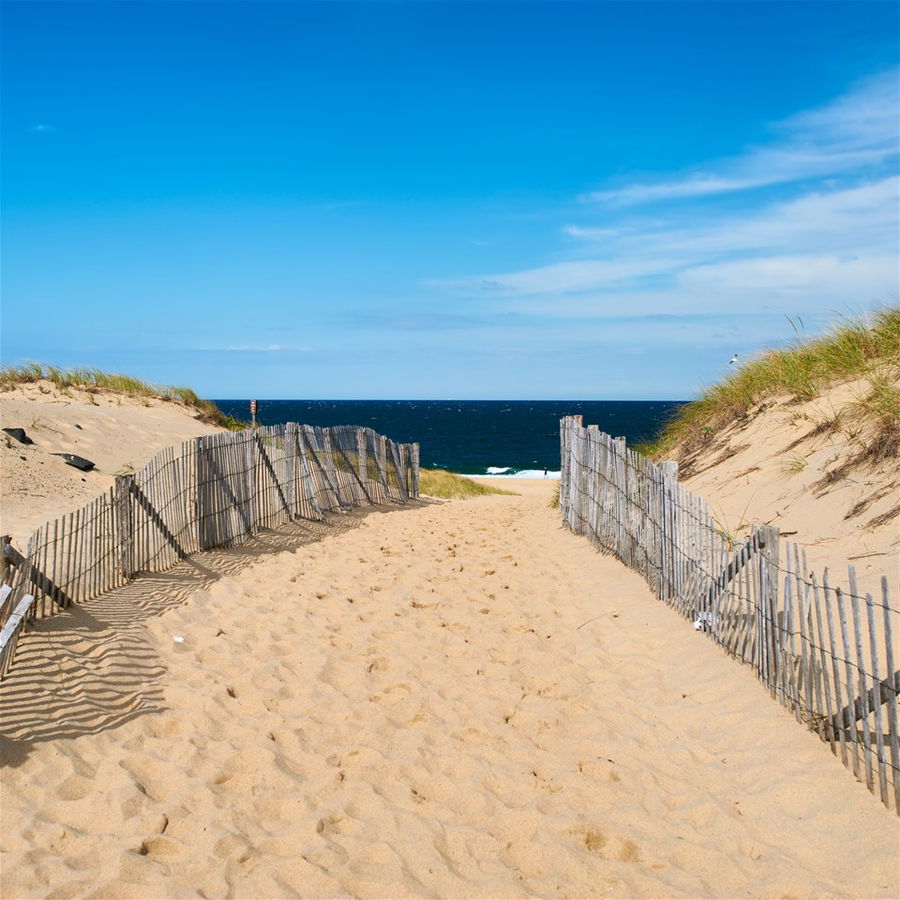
[0,363,245,430]
[419,468,516,499]
[639,306,900,459]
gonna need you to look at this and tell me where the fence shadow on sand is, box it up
[0,502,426,768]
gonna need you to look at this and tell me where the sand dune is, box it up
[675,379,899,598]
[0,381,224,547]
[2,480,897,898]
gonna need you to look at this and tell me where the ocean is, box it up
[213,400,685,477]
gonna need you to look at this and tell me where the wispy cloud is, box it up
[435,175,898,302]
[569,176,898,259]
[430,257,686,295]
[192,344,313,353]
[30,123,55,134]
[426,67,899,349]
[581,68,899,206]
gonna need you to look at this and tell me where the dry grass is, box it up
[0,363,245,430]
[638,306,900,461]
[780,454,808,475]
[419,469,516,499]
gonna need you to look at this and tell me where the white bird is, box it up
[729,354,739,365]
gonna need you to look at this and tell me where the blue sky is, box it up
[2,1,898,399]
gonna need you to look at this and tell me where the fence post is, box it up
[194,437,204,551]
[245,429,258,536]
[611,437,626,559]
[323,429,344,506]
[400,444,410,497]
[357,428,368,491]
[296,427,324,518]
[659,461,678,600]
[757,525,781,693]
[114,474,135,580]
[0,535,10,587]
[388,440,409,502]
[285,423,297,519]
[375,434,389,497]
[560,415,581,527]
[411,442,420,499]
[559,416,569,521]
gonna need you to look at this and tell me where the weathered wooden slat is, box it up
[830,670,900,729]
[880,577,900,813]
[864,590,890,806]
[823,571,849,767]
[835,587,861,779]
[334,439,373,505]
[848,568,875,793]
[128,479,188,561]
[256,433,292,520]
[3,542,73,609]
[557,417,898,813]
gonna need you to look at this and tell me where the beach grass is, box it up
[637,305,900,460]
[419,468,516,499]
[0,363,246,430]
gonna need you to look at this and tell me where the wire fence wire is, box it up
[559,415,899,815]
[0,424,420,680]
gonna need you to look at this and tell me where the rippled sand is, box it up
[1,481,897,898]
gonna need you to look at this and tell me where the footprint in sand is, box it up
[54,775,94,802]
[579,828,642,862]
[578,758,622,782]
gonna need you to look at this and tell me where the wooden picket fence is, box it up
[559,415,899,814]
[0,423,420,680]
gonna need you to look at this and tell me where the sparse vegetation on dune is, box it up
[0,363,245,430]
[419,468,516,499]
[638,306,900,462]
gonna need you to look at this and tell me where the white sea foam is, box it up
[471,469,561,480]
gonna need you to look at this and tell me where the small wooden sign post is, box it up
[249,399,258,428]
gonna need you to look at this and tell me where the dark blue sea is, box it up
[213,400,685,476]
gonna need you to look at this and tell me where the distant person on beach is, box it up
[543,467,548,479]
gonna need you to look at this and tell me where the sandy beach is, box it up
[4,2,898,893]
[2,477,897,898]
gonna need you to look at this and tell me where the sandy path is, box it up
[1,482,897,898]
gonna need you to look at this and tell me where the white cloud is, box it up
[193,344,313,353]
[425,65,899,363]
[678,253,898,301]
[562,225,621,240]
[431,257,686,295]
[440,175,898,301]
[581,68,899,206]
[572,176,899,258]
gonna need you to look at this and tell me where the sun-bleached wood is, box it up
[558,415,899,814]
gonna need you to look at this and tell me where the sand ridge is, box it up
[0,381,224,547]
[1,480,897,898]
[676,379,900,598]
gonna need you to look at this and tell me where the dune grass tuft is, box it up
[0,363,245,430]
[419,468,516,499]
[549,483,560,509]
[637,306,900,460]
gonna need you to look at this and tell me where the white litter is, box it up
[693,611,718,631]
[172,635,185,643]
